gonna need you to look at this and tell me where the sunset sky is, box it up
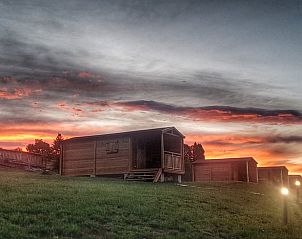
[1,0,302,173]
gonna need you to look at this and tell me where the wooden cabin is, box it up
[258,166,289,186]
[0,148,44,169]
[288,175,302,188]
[60,127,185,182]
[192,157,258,183]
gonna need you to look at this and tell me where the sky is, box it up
[0,0,302,174]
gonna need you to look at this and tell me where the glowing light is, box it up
[295,180,301,186]
[281,187,289,196]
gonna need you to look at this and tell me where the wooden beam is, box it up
[93,140,97,176]
[192,164,195,182]
[256,164,259,183]
[161,132,164,169]
[281,169,284,186]
[128,137,132,172]
[59,143,63,175]
[246,161,250,183]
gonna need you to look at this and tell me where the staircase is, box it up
[125,168,162,182]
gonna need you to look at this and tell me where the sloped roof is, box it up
[64,126,184,143]
[258,166,288,171]
[192,157,257,165]
[289,175,302,179]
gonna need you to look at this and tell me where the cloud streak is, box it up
[116,100,302,123]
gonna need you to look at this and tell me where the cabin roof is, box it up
[289,175,302,178]
[64,126,185,143]
[192,157,258,165]
[258,166,288,171]
[0,148,42,156]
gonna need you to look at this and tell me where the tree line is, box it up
[26,133,64,170]
[184,142,205,162]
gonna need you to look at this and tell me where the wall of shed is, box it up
[258,168,289,186]
[193,161,257,183]
[248,161,258,183]
[62,137,130,176]
[96,137,130,175]
[193,162,232,182]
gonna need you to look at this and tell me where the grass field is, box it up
[0,170,302,239]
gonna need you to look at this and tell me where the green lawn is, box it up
[0,170,302,239]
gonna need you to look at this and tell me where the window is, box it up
[105,140,119,154]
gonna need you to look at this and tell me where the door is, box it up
[136,142,146,169]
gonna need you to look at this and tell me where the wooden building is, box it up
[258,166,289,186]
[288,175,302,188]
[0,149,44,169]
[192,157,258,183]
[60,127,185,182]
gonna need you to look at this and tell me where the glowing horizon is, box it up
[1,1,301,174]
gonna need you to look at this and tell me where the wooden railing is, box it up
[164,151,181,170]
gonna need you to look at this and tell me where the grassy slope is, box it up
[0,170,302,239]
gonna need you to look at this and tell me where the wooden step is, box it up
[125,169,160,182]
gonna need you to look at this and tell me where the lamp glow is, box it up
[281,187,289,195]
[295,180,301,186]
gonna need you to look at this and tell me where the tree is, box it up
[26,139,52,156]
[52,133,64,157]
[26,139,52,170]
[192,142,205,161]
[184,144,193,161]
[26,134,64,172]
[14,147,23,152]
[51,133,64,170]
[184,142,206,162]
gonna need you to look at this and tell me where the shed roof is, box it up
[289,175,302,179]
[64,126,184,143]
[192,157,257,165]
[258,166,288,171]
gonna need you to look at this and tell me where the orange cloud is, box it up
[0,87,32,99]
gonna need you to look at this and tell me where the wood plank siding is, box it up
[192,157,258,183]
[258,166,289,186]
[61,127,185,178]
[62,137,130,176]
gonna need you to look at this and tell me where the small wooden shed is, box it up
[288,175,302,188]
[192,157,258,183]
[60,127,185,182]
[258,166,289,186]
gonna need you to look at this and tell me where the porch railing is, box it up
[164,151,182,170]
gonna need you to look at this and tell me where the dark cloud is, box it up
[116,100,302,122]
[266,136,302,144]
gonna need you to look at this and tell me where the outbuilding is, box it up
[288,175,302,188]
[60,127,185,182]
[192,157,258,183]
[258,166,289,186]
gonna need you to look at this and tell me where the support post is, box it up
[161,132,165,169]
[177,175,182,183]
[281,169,284,186]
[93,140,97,176]
[246,161,250,183]
[283,196,288,225]
[59,143,63,176]
[160,173,165,182]
[192,164,195,182]
[256,165,259,183]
